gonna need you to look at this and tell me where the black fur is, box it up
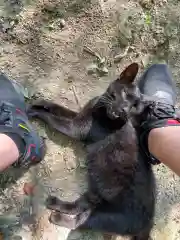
[28,63,155,240]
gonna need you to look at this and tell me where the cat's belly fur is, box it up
[81,153,155,235]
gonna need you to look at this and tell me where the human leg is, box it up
[148,126,180,176]
[0,134,19,170]
[0,73,45,170]
[138,63,180,175]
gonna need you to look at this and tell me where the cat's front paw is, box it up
[27,99,51,114]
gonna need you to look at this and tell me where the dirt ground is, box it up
[0,0,180,239]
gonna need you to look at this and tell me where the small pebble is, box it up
[87,64,98,74]
[0,48,3,56]
[100,66,109,75]
[12,236,22,240]
[2,22,12,32]
[23,182,35,196]
[59,19,66,28]
[10,20,15,27]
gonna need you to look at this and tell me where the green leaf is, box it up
[145,12,152,25]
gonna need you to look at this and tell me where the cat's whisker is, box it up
[105,93,114,101]
[95,102,110,109]
[97,102,111,109]
[101,94,111,100]
[103,94,113,101]
[99,100,111,106]
[95,103,104,109]
[99,97,112,105]
[95,99,112,109]
[99,96,109,103]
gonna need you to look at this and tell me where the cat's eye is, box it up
[110,92,116,100]
[125,90,134,99]
[133,99,140,107]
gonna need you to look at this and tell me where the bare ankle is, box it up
[148,126,180,176]
[0,134,19,171]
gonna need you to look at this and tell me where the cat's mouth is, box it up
[107,109,128,120]
[111,111,120,119]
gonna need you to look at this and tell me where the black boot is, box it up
[0,73,45,168]
[138,64,179,164]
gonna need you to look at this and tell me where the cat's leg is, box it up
[46,191,101,214]
[48,210,91,230]
[30,111,80,139]
[28,100,87,140]
[77,208,153,238]
[47,200,153,235]
[46,192,101,229]
[28,99,95,140]
[28,99,77,118]
[28,99,79,138]
[46,195,87,214]
[46,196,91,229]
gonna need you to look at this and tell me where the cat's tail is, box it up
[80,209,153,236]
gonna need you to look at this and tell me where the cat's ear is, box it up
[119,63,139,84]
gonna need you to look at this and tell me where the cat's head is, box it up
[102,63,140,120]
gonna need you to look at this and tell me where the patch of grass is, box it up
[2,0,23,16]
[144,53,168,69]
[144,12,152,25]
[116,31,131,47]
[67,0,91,14]
[139,0,154,10]
[41,0,92,22]
[23,0,34,4]
[0,172,17,190]
[42,4,65,20]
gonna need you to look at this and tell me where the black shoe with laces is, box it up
[0,73,45,168]
[138,64,180,165]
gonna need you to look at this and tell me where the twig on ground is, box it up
[72,85,81,110]
[83,46,101,60]
[114,46,130,62]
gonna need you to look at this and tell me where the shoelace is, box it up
[0,103,12,125]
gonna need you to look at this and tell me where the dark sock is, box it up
[5,133,25,156]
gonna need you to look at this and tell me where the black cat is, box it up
[28,63,155,240]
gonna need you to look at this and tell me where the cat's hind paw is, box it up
[46,195,82,215]
[49,209,91,230]
[46,196,65,211]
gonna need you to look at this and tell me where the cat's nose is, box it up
[122,106,129,113]
[118,108,128,118]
